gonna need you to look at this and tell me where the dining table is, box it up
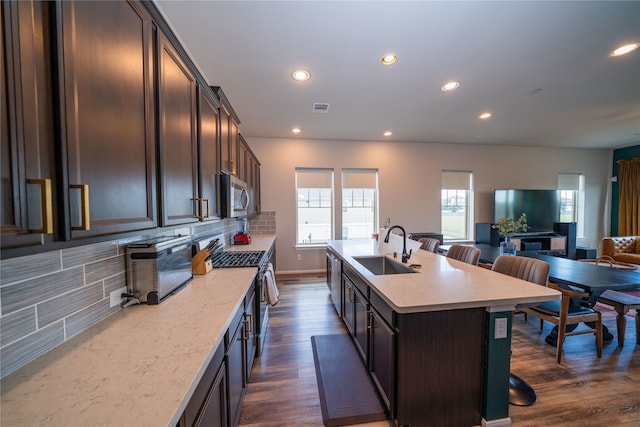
[442,244,640,342]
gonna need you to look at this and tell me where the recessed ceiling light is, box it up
[291,69,310,81]
[381,54,397,65]
[478,112,492,120]
[292,128,301,134]
[441,81,460,92]
[610,43,639,57]
[383,131,392,136]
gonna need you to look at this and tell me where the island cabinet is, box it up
[1,0,57,250]
[340,257,485,426]
[326,248,342,315]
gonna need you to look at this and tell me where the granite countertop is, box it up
[0,235,276,427]
[328,238,560,314]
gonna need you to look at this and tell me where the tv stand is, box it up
[475,222,577,258]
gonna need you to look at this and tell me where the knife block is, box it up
[192,249,213,275]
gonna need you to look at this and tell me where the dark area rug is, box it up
[311,334,387,427]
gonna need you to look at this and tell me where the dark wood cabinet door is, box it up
[237,135,248,183]
[158,32,198,226]
[198,87,220,220]
[1,1,57,250]
[226,320,246,427]
[194,362,228,427]
[369,308,395,414]
[59,0,156,239]
[219,103,231,175]
[244,292,256,381]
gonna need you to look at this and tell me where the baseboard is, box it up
[275,269,327,282]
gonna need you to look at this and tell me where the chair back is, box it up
[446,245,481,266]
[419,237,440,253]
[491,255,550,286]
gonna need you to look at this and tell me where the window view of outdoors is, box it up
[342,188,377,239]
[558,173,585,238]
[441,170,473,241]
[342,169,378,240]
[441,189,468,240]
[296,169,334,244]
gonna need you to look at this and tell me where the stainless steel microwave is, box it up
[221,174,249,218]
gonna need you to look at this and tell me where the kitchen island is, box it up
[327,239,560,427]
[1,235,276,427]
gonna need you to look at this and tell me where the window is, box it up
[558,173,585,238]
[342,169,378,239]
[296,168,334,244]
[441,170,473,241]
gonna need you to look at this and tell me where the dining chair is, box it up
[491,255,550,406]
[445,244,481,265]
[493,255,603,364]
[418,237,440,253]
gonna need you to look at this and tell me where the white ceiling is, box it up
[155,1,640,150]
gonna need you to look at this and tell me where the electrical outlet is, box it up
[110,286,127,308]
[297,254,302,261]
[494,318,508,339]
[174,227,190,237]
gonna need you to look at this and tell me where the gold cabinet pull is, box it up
[27,178,53,234]
[192,198,210,219]
[70,184,90,231]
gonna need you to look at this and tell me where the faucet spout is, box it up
[383,225,412,263]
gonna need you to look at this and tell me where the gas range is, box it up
[209,250,266,268]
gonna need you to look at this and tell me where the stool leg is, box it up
[616,312,627,347]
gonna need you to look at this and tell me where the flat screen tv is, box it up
[494,189,560,233]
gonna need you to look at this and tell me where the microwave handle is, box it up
[240,187,250,210]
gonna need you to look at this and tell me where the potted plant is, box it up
[492,213,529,255]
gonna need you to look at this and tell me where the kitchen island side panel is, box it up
[396,308,485,427]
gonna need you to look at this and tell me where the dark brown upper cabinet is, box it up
[197,85,221,221]
[1,1,57,250]
[157,31,199,226]
[57,0,157,239]
[212,86,240,176]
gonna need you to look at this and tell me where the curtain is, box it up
[618,157,640,235]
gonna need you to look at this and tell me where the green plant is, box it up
[492,213,529,237]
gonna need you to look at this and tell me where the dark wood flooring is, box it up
[239,278,640,427]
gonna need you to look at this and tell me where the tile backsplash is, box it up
[0,213,275,378]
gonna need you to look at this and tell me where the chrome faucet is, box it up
[384,225,412,263]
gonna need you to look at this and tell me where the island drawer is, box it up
[369,290,394,328]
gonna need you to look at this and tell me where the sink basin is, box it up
[352,256,417,275]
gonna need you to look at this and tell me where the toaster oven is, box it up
[126,235,192,304]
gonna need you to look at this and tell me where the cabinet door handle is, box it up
[242,319,249,341]
[367,310,373,330]
[348,286,355,303]
[27,178,53,234]
[192,198,210,219]
[245,313,253,333]
[70,184,90,231]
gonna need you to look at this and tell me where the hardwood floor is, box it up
[239,278,640,427]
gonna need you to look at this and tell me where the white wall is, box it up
[247,137,612,273]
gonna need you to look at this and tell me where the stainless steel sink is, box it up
[352,255,417,275]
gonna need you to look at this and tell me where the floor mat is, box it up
[311,334,387,427]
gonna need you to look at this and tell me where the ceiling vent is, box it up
[312,102,330,113]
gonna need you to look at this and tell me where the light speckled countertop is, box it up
[328,239,560,313]
[0,235,276,427]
